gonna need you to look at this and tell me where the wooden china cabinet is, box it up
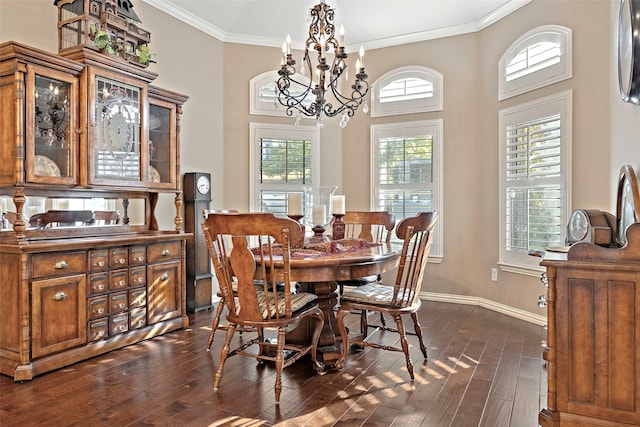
[0,41,190,381]
[539,165,640,427]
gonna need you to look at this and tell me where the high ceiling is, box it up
[142,0,532,51]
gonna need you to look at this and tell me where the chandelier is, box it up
[276,0,369,129]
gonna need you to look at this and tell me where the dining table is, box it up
[270,238,402,367]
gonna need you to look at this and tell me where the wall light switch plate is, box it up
[491,268,498,282]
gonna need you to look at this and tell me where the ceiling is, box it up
[141,0,532,51]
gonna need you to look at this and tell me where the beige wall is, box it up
[2,0,636,318]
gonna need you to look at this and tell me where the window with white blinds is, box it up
[499,91,572,271]
[379,78,433,104]
[371,66,443,117]
[498,25,572,100]
[372,120,443,257]
[250,123,319,215]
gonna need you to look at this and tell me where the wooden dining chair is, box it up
[335,211,439,380]
[93,210,120,225]
[338,210,396,331]
[201,211,325,404]
[338,210,396,294]
[203,209,246,350]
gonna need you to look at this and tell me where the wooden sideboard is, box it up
[0,41,190,381]
[539,166,640,427]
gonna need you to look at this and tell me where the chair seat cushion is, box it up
[235,291,318,319]
[341,283,395,304]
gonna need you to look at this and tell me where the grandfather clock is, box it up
[183,172,213,313]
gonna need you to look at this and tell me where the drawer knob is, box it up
[540,272,548,288]
[97,261,105,267]
[97,284,105,290]
[160,273,169,281]
[537,294,547,308]
[53,291,67,301]
[54,260,68,269]
[161,249,170,256]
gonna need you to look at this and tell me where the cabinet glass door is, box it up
[27,65,78,185]
[148,98,176,188]
[89,72,144,186]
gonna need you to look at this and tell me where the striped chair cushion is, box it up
[341,283,395,304]
[234,291,318,319]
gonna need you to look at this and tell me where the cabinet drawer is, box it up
[88,273,108,294]
[129,246,146,265]
[147,241,181,263]
[109,248,128,268]
[88,295,108,319]
[88,249,109,272]
[109,314,129,336]
[129,288,146,308]
[32,252,85,278]
[129,267,146,287]
[109,291,128,313]
[109,269,129,291]
[88,318,109,342]
[129,307,147,330]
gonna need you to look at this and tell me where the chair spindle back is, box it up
[391,211,439,308]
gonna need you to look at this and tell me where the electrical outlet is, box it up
[491,268,498,282]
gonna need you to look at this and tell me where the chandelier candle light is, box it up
[276,0,369,129]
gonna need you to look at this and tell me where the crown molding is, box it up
[144,0,533,51]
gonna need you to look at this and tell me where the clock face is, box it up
[568,210,589,242]
[196,175,210,195]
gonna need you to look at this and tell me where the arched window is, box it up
[371,66,443,117]
[499,25,572,100]
[250,71,312,117]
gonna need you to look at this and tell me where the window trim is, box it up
[498,25,572,101]
[249,122,320,212]
[371,66,443,117]
[498,90,573,272]
[370,119,444,258]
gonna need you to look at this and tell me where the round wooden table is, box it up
[284,243,401,367]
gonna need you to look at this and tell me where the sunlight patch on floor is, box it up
[448,355,472,369]
[433,359,458,374]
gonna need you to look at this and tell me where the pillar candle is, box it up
[287,192,303,216]
[312,205,326,225]
[332,195,345,215]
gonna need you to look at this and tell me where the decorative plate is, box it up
[148,114,161,130]
[149,165,161,183]
[33,155,61,177]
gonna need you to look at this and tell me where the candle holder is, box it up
[287,214,304,223]
[332,214,345,240]
[308,224,329,244]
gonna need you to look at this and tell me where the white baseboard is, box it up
[420,291,547,326]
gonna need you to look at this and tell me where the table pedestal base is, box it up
[288,280,342,367]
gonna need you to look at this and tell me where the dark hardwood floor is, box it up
[0,301,546,427]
